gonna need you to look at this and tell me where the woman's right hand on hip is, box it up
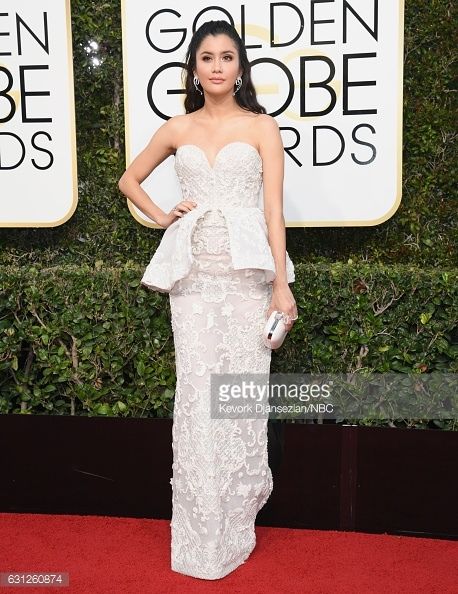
[157,200,198,228]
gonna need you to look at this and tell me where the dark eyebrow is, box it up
[199,50,235,55]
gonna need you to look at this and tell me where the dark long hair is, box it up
[183,20,266,114]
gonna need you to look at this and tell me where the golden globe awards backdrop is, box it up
[0,0,77,227]
[122,0,404,228]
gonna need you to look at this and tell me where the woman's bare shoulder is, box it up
[167,113,195,133]
[152,113,195,150]
[250,114,280,150]
[254,113,279,132]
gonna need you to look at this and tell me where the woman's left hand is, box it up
[267,282,298,332]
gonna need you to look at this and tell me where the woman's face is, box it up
[194,34,242,97]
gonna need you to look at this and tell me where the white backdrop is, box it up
[122,0,404,228]
[0,0,77,227]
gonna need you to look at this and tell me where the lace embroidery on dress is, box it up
[169,206,274,580]
[140,142,295,293]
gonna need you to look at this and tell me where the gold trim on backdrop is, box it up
[1,0,79,228]
[121,1,405,229]
[274,0,405,227]
[121,0,163,229]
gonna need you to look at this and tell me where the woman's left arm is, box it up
[258,115,298,329]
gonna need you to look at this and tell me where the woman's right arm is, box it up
[118,118,179,228]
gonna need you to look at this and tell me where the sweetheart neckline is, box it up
[175,141,261,170]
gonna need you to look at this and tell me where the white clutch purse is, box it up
[263,310,290,349]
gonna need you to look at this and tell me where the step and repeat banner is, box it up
[0,0,77,227]
[0,1,404,228]
[122,1,405,228]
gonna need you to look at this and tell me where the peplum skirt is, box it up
[168,208,274,580]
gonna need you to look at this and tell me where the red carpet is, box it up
[0,514,456,593]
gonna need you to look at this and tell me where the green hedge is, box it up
[1,263,456,428]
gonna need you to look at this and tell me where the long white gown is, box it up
[141,142,295,580]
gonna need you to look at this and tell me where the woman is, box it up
[119,20,297,580]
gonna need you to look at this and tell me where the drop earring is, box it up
[233,76,242,95]
[193,76,203,95]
